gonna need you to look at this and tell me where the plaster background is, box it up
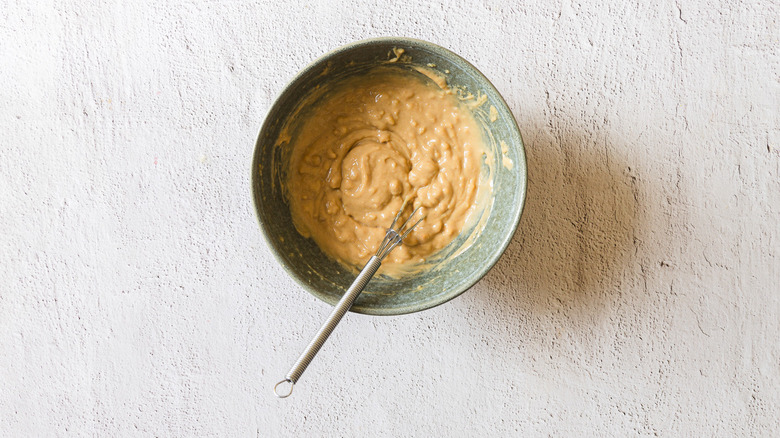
[1,0,778,436]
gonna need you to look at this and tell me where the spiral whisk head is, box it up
[375,205,425,260]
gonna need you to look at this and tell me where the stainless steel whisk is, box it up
[274,204,425,398]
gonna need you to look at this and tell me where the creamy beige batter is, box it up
[285,67,486,271]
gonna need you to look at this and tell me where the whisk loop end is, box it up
[274,378,294,398]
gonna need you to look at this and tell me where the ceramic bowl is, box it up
[251,37,526,315]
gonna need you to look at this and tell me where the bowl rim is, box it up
[251,36,527,316]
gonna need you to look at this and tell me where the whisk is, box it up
[274,204,425,398]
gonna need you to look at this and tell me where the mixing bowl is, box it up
[251,37,526,315]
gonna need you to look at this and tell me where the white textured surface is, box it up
[2,0,779,436]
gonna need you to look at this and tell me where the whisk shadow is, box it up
[477,118,643,316]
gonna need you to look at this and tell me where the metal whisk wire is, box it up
[375,206,424,260]
[274,204,425,398]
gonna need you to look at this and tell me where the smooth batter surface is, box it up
[285,67,486,271]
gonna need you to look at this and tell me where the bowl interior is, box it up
[252,38,526,315]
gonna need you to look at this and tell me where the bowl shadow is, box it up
[477,115,643,316]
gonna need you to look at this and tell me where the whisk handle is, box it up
[275,256,382,398]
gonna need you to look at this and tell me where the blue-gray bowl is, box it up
[252,37,526,315]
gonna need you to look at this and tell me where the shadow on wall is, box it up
[479,114,643,315]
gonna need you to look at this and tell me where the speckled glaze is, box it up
[252,37,526,315]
